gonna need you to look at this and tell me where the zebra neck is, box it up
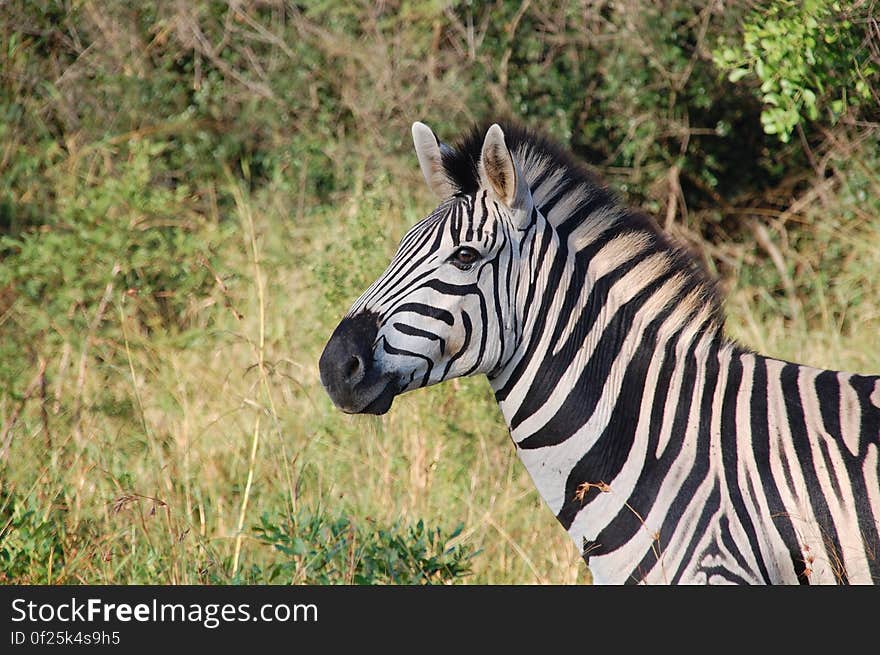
[490,226,722,451]
[496,307,720,491]
[489,236,727,567]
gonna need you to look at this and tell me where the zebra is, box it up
[318,120,880,584]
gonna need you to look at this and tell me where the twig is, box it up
[184,18,277,101]
[751,220,803,327]
[73,262,121,427]
[664,163,683,229]
[226,168,298,575]
[775,176,838,227]
[497,0,533,93]
[198,255,243,321]
[39,357,49,450]
[0,359,48,462]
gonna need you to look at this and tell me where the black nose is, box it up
[319,311,385,413]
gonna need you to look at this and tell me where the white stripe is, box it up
[838,372,862,457]
[706,345,768,583]
[566,205,622,251]
[581,329,716,583]
[657,474,718,583]
[764,358,842,583]
[871,379,880,409]
[545,184,593,226]
[551,238,661,357]
[862,444,880,576]
[654,293,713,457]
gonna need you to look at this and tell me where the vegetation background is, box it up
[1,0,878,584]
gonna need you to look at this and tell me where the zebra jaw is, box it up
[318,311,401,415]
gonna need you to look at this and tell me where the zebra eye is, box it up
[449,246,480,270]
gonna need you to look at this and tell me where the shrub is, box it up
[0,490,68,584]
[713,0,879,142]
[252,510,475,585]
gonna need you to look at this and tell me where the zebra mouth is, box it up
[321,372,400,416]
[319,311,403,415]
[359,378,399,415]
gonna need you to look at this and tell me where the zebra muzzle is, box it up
[319,311,398,415]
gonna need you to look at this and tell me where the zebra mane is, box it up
[441,120,610,212]
[441,120,726,333]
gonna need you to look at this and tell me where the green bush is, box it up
[252,510,474,585]
[0,138,223,331]
[714,0,878,142]
[0,490,67,584]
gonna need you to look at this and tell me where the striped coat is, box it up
[320,121,880,584]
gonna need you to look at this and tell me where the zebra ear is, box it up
[412,122,456,198]
[479,124,529,209]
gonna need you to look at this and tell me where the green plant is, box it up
[252,510,475,585]
[713,0,878,142]
[0,490,67,584]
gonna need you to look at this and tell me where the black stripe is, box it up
[816,438,843,501]
[720,353,772,583]
[517,204,539,239]
[528,161,554,197]
[489,253,506,373]
[494,218,560,399]
[717,514,758,583]
[639,337,720,583]
[442,311,472,380]
[462,271,490,377]
[842,375,880,582]
[814,370,842,442]
[536,182,574,218]
[369,226,445,308]
[372,267,441,311]
[476,194,488,235]
[670,482,722,584]
[395,204,444,252]
[420,279,478,296]
[582,324,699,559]
[468,193,482,242]
[506,243,647,426]
[540,182,612,233]
[494,220,564,401]
[692,565,752,585]
[556,293,679,530]
[389,303,454,326]
[449,200,462,246]
[517,220,549,332]
[751,357,810,584]
[379,336,433,383]
[849,374,880,454]
[780,362,848,584]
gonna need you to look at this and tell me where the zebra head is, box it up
[319,122,539,414]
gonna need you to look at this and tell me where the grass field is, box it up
[1,1,878,585]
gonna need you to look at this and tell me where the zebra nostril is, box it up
[318,311,380,405]
[344,354,363,382]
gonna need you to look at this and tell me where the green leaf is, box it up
[728,68,750,83]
